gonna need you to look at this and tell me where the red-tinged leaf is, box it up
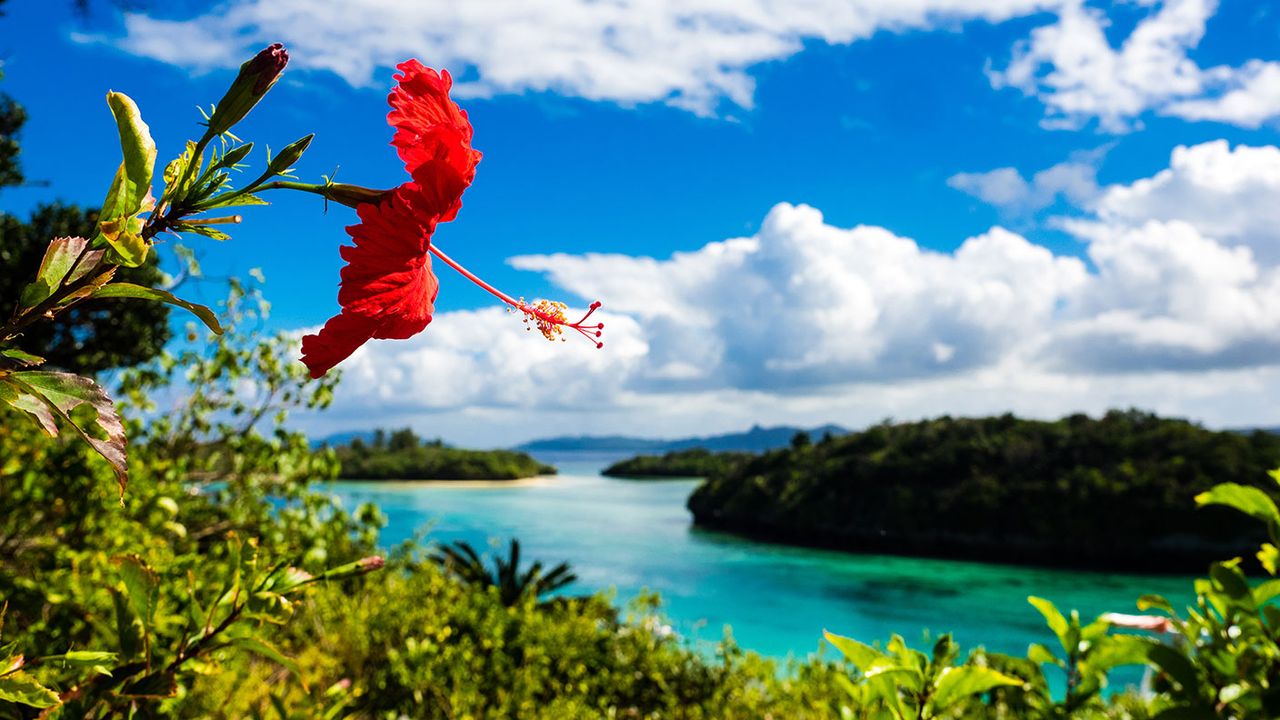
[0,378,58,435]
[0,654,23,676]
[90,283,223,334]
[18,236,101,308]
[55,267,117,307]
[3,371,128,495]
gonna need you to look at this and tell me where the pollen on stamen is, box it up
[516,298,605,348]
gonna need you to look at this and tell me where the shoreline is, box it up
[328,475,556,489]
[687,513,1246,576]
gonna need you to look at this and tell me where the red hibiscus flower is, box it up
[301,61,602,378]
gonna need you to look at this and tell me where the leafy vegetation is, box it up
[332,427,556,480]
[0,204,172,373]
[431,539,578,607]
[602,447,753,478]
[688,411,1280,571]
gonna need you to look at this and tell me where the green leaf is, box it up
[1259,544,1279,576]
[1,371,128,495]
[1027,642,1063,668]
[174,223,232,242]
[1087,635,1158,672]
[1210,562,1253,605]
[1254,579,1280,605]
[0,348,44,369]
[863,661,923,690]
[96,92,156,267]
[823,630,883,672]
[1147,644,1201,695]
[229,636,301,678]
[90,283,223,335]
[0,672,60,708]
[112,588,145,661]
[1027,596,1070,653]
[1138,594,1175,615]
[1195,483,1280,528]
[108,91,156,204]
[931,665,1023,708]
[116,556,159,626]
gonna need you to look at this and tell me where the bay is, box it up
[327,452,1194,665]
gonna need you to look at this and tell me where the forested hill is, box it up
[602,448,754,478]
[331,428,555,481]
[515,424,847,453]
[687,411,1280,572]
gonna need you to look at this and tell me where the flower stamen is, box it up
[429,245,604,348]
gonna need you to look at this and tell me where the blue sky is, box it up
[4,1,1280,444]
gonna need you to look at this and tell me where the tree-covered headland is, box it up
[688,411,1280,571]
[331,427,555,480]
[602,447,753,478]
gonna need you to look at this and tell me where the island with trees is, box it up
[686,410,1280,571]
[602,448,754,478]
[331,428,556,481]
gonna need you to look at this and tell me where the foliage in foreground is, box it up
[331,427,555,481]
[689,410,1280,571]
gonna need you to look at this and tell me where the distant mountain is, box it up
[314,430,376,448]
[514,424,848,453]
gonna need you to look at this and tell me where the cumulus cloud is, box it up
[78,0,1056,116]
[1091,140,1280,262]
[309,137,1280,443]
[989,0,1280,131]
[947,147,1105,216]
[511,206,1088,389]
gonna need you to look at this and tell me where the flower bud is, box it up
[324,183,392,209]
[319,555,386,581]
[207,43,288,137]
[266,134,314,176]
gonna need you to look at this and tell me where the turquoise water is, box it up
[327,453,1193,665]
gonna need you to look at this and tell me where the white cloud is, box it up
[1051,218,1280,371]
[306,141,1280,443]
[1165,60,1280,128]
[947,146,1104,215]
[1092,140,1280,262]
[990,0,1280,131]
[513,206,1088,389]
[80,0,1280,126]
[82,0,1058,116]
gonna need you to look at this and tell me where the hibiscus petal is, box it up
[300,312,378,379]
[387,60,482,186]
[303,61,482,377]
